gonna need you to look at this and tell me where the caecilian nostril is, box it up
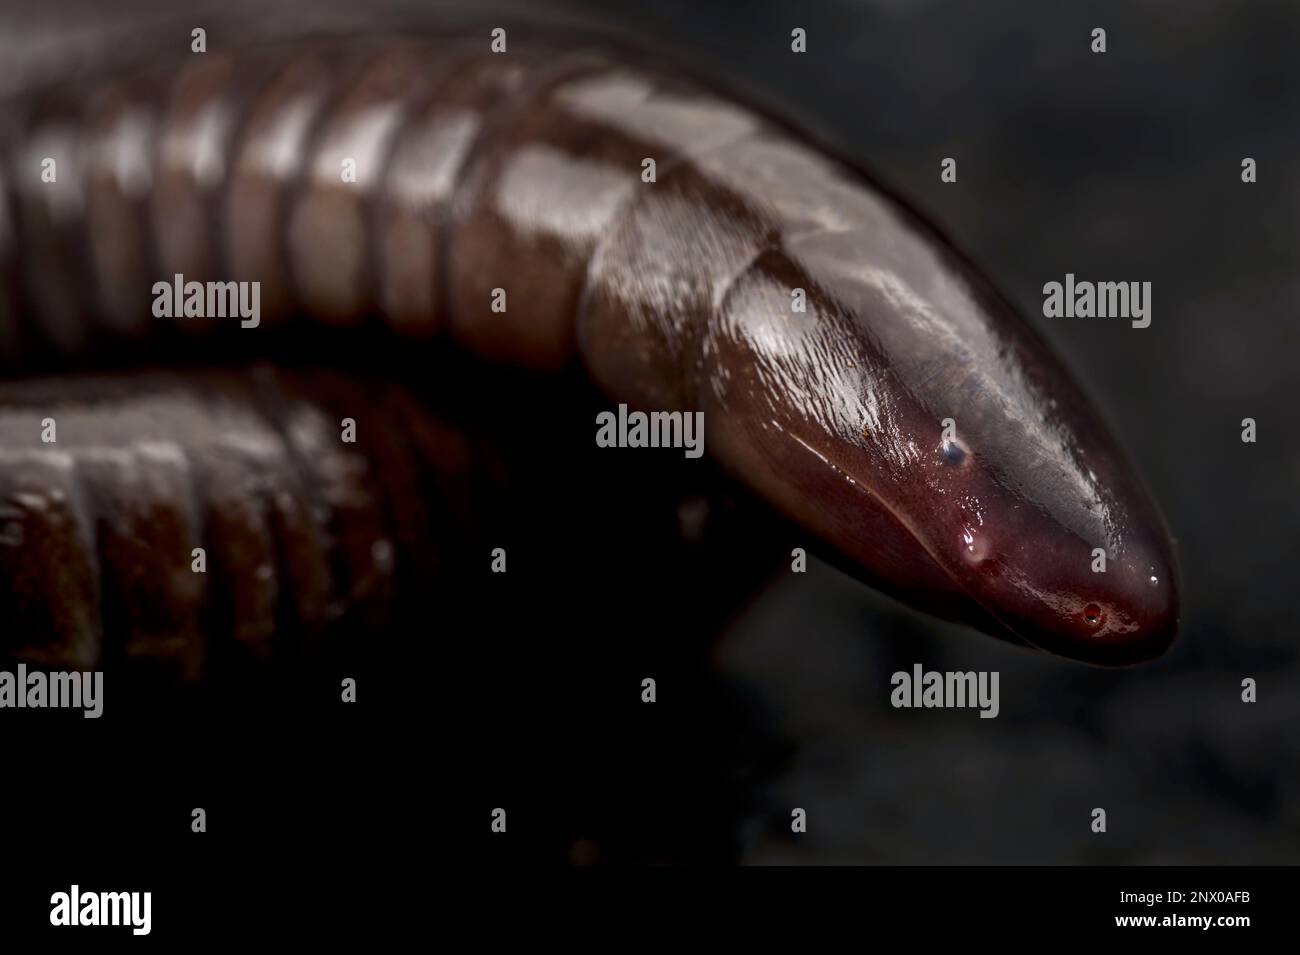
[1083,603,1104,627]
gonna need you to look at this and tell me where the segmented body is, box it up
[0,30,1179,671]
[0,32,782,674]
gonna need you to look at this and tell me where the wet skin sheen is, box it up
[0,33,1178,669]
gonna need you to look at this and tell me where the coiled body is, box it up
[0,30,1179,670]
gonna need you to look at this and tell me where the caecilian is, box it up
[0,27,1178,673]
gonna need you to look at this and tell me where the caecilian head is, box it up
[888,391,1181,666]
[700,182,1178,667]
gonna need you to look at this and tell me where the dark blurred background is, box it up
[2,0,1297,866]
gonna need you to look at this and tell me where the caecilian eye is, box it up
[941,440,967,466]
[1083,603,1105,627]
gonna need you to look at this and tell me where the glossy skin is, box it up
[0,369,462,674]
[0,34,1178,668]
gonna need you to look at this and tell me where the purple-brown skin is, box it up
[0,34,1178,671]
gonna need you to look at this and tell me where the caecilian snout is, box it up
[942,488,1180,666]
